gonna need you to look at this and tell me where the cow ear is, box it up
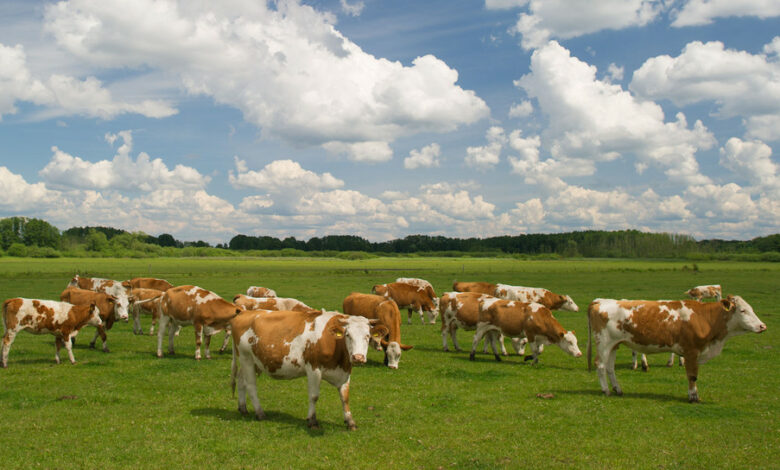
[400,343,414,351]
[559,331,565,338]
[720,298,735,311]
[331,325,345,338]
[371,325,389,338]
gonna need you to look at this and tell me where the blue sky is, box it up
[0,0,778,243]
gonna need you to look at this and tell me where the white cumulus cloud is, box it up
[672,0,780,27]
[404,143,442,169]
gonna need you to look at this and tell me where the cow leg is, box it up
[54,336,64,364]
[306,370,323,429]
[61,334,77,364]
[219,331,231,354]
[150,308,159,335]
[407,308,413,325]
[90,325,109,353]
[417,306,426,325]
[156,314,169,357]
[132,307,142,335]
[606,346,622,396]
[441,322,450,351]
[449,324,462,352]
[596,342,615,395]
[641,354,648,371]
[194,323,203,360]
[167,319,177,356]
[679,355,685,366]
[238,358,264,420]
[203,332,212,360]
[684,352,700,403]
[631,351,638,370]
[337,380,357,430]
[1,330,17,368]
[497,332,508,356]
[469,324,488,361]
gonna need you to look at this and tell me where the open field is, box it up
[0,257,777,469]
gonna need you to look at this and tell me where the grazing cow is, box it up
[469,298,582,363]
[686,285,722,301]
[2,298,102,367]
[371,278,439,324]
[452,281,497,295]
[587,296,766,402]
[157,286,241,360]
[439,291,519,355]
[122,277,173,292]
[342,293,413,369]
[60,287,123,352]
[495,283,579,312]
[128,288,164,335]
[68,275,131,322]
[246,286,277,298]
[230,309,388,430]
[233,295,313,313]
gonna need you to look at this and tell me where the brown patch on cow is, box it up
[303,315,351,372]
[343,293,409,346]
[452,282,497,295]
[249,310,313,374]
[379,282,436,314]
[126,277,173,292]
[3,298,24,330]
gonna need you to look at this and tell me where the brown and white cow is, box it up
[439,291,519,355]
[2,298,102,367]
[60,287,123,352]
[371,278,439,324]
[246,286,277,298]
[469,298,582,363]
[452,281,497,295]
[122,277,173,292]
[686,284,722,301]
[342,293,413,369]
[587,296,766,402]
[495,283,579,312]
[128,288,164,335]
[232,295,313,313]
[229,309,388,430]
[157,286,241,360]
[68,275,131,322]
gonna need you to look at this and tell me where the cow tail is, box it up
[230,339,238,397]
[586,302,593,372]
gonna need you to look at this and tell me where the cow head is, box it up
[371,284,388,297]
[331,316,385,365]
[87,302,103,327]
[106,295,124,321]
[560,295,579,312]
[380,339,413,369]
[68,275,80,287]
[114,293,131,322]
[724,296,766,334]
[557,330,582,358]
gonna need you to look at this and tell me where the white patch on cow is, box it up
[189,287,220,305]
[480,296,501,310]
[396,277,432,292]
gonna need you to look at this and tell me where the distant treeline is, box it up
[1,216,778,260]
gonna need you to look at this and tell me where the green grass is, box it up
[0,257,777,469]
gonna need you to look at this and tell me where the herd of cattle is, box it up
[1,276,767,430]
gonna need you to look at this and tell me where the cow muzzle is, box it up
[351,354,367,364]
[757,323,767,333]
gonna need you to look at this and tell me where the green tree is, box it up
[86,230,109,252]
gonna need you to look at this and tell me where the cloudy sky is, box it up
[0,0,778,243]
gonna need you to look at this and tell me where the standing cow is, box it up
[230,309,388,430]
[372,278,439,325]
[469,298,582,363]
[157,286,241,360]
[128,287,164,335]
[2,298,102,367]
[587,296,766,402]
[439,291,516,355]
[495,283,579,312]
[343,293,413,369]
[60,287,124,352]
[68,275,132,322]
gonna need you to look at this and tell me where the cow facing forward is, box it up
[230,309,388,430]
[60,287,123,352]
[68,275,131,322]
[587,296,766,402]
[372,278,439,324]
[469,298,582,363]
[157,286,241,360]
[343,293,413,369]
[2,298,102,367]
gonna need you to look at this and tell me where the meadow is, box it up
[0,257,777,469]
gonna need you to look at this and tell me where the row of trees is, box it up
[1,216,778,259]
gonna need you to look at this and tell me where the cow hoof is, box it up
[613,387,623,396]
[238,405,249,416]
[468,352,476,361]
[156,352,163,358]
[346,422,357,431]
[494,354,501,362]
[255,411,266,421]
[307,418,320,429]
[641,365,648,372]
[103,347,110,353]
[689,397,700,403]
[89,342,96,349]
[524,355,534,362]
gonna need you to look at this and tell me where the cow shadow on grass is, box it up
[190,407,332,435]
[550,388,691,403]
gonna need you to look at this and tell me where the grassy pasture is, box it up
[0,257,777,469]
